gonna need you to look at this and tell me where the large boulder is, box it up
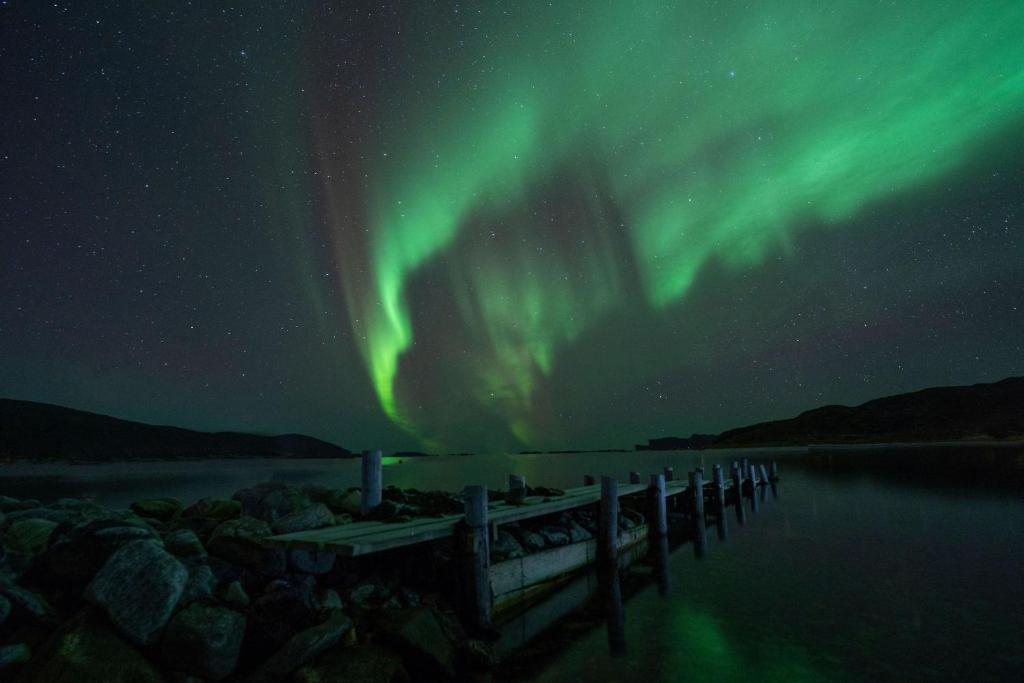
[251,609,353,682]
[301,485,351,514]
[232,482,313,524]
[270,503,334,535]
[334,489,363,515]
[295,644,409,683]
[4,518,58,558]
[45,518,160,587]
[181,561,217,603]
[14,610,163,683]
[252,579,324,644]
[84,539,188,646]
[161,602,246,680]
[182,497,241,522]
[374,608,459,679]
[505,525,546,553]
[206,516,285,576]
[130,498,183,522]
[163,529,207,560]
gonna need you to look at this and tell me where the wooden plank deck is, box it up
[266,480,695,557]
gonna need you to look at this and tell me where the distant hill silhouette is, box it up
[0,399,353,462]
[714,377,1024,447]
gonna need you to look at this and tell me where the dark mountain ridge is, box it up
[714,377,1024,447]
[0,399,352,462]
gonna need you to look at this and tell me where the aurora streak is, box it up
[319,1,1024,448]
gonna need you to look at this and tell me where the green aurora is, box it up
[323,1,1024,448]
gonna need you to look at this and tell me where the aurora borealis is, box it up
[3,1,1023,452]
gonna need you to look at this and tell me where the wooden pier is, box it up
[265,453,779,628]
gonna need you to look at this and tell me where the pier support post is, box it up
[770,461,779,482]
[629,471,641,484]
[508,474,527,505]
[599,476,619,562]
[712,464,725,504]
[649,474,668,536]
[584,474,596,486]
[731,463,746,525]
[459,485,491,631]
[663,466,674,482]
[360,449,382,515]
[759,463,770,485]
[749,466,760,513]
[688,470,704,521]
[741,458,750,481]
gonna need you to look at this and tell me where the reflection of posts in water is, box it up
[598,563,627,657]
[692,471,708,561]
[770,481,778,499]
[712,464,729,540]
[654,533,672,595]
[731,462,746,525]
[749,466,760,514]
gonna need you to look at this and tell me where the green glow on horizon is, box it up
[336,1,1024,443]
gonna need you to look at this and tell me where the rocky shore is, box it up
[0,480,646,681]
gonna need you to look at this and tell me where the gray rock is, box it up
[288,548,336,575]
[4,518,58,557]
[270,503,334,534]
[335,489,363,515]
[206,516,285,576]
[164,529,207,559]
[251,609,353,682]
[491,529,525,560]
[45,518,160,587]
[375,607,458,679]
[507,525,546,552]
[0,643,30,667]
[565,519,591,542]
[161,602,246,680]
[253,579,322,644]
[294,644,409,683]
[232,482,313,523]
[221,580,250,608]
[182,561,217,603]
[0,582,53,625]
[85,539,188,645]
[537,526,571,547]
[182,497,241,522]
[14,610,163,683]
[130,497,183,522]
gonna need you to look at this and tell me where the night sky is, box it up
[2,2,1022,453]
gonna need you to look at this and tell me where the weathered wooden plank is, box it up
[265,479,701,556]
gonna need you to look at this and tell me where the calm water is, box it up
[2,448,1022,681]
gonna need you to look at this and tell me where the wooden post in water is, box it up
[688,470,704,521]
[663,466,674,482]
[360,449,383,515]
[712,464,725,504]
[749,465,760,513]
[584,474,596,486]
[629,471,641,484]
[770,461,779,481]
[649,473,668,536]
[741,458,750,481]
[460,485,491,630]
[759,463,770,485]
[508,474,527,505]
[731,463,746,525]
[599,476,619,562]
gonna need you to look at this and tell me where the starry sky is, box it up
[2,1,1022,453]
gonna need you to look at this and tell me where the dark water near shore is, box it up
[2,448,1023,681]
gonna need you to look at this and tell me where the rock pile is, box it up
[0,484,494,682]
